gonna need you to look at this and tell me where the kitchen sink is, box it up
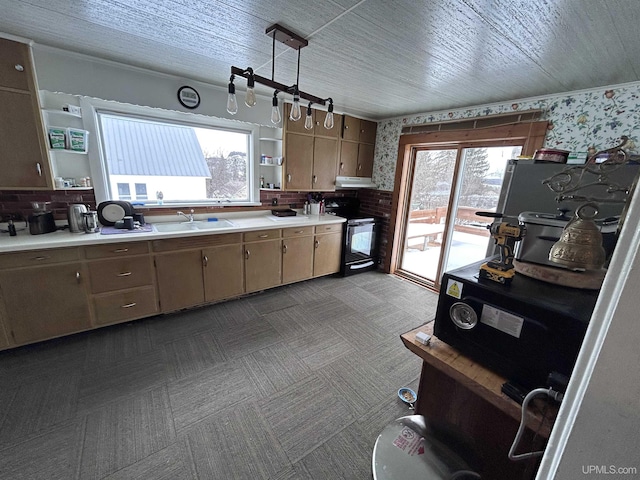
[153,219,234,232]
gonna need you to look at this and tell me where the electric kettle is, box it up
[67,204,88,233]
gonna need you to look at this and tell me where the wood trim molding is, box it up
[386,121,549,276]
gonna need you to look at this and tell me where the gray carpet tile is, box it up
[280,297,359,331]
[350,394,419,443]
[164,330,227,381]
[361,302,426,336]
[300,424,374,480]
[285,325,357,371]
[215,316,283,359]
[343,270,386,287]
[241,341,312,398]
[211,297,263,330]
[258,375,356,463]
[0,335,88,388]
[247,286,301,314]
[102,441,195,480]
[167,360,256,432]
[0,385,17,433]
[0,373,80,448]
[269,463,313,480]
[77,349,169,413]
[317,356,395,417]
[328,311,389,351]
[327,284,388,314]
[359,337,423,390]
[84,321,154,368]
[79,386,176,480]
[185,402,290,480]
[283,279,333,304]
[146,307,218,345]
[263,307,309,339]
[0,420,85,480]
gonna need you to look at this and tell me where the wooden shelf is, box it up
[49,148,87,155]
[43,109,82,118]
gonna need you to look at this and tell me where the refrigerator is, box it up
[496,160,640,219]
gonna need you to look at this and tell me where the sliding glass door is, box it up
[398,144,522,289]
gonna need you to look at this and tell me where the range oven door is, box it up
[343,219,378,275]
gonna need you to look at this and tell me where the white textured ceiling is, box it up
[1,0,639,120]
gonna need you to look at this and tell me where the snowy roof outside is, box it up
[101,115,211,178]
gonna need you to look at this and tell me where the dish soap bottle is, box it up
[260,176,265,188]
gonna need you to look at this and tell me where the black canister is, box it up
[28,211,57,235]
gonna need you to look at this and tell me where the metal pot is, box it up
[28,211,57,235]
[67,204,88,233]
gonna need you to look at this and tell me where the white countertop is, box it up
[0,211,346,253]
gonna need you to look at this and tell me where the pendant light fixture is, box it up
[227,23,335,129]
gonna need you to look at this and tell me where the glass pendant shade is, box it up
[290,95,302,121]
[271,95,281,124]
[304,104,313,130]
[226,81,238,115]
[324,111,334,129]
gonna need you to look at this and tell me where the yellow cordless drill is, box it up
[476,213,525,285]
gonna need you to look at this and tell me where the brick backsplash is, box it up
[358,189,394,272]
[0,189,96,221]
[259,189,356,208]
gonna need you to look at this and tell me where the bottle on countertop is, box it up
[8,219,16,236]
[319,199,325,215]
[260,176,265,188]
[304,201,310,215]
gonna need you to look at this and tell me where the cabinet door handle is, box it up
[358,164,362,171]
[76,271,81,283]
[113,248,129,253]
[121,303,136,308]
[31,255,50,261]
[287,174,292,182]
[283,244,287,254]
[245,249,250,259]
[313,175,317,184]
[36,163,42,176]
[117,271,132,277]
[259,234,269,238]
[294,230,304,234]
[344,125,349,129]
[314,240,320,249]
[340,162,344,170]
[203,255,208,267]
[14,64,24,72]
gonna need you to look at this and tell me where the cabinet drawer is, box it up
[88,256,154,294]
[92,286,158,326]
[315,223,343,234]
[85,242,149,259]
[0,247,79,268]
[283,226,314,237]
[152,233,241,252]
[243,229,281,242]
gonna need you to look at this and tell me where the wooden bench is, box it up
[406,222,445,250]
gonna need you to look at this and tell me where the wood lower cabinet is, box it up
[0,263,91,345]
[203,243,244,302]
[155,250,205,312]
[282,235,315,284]
[86,243,158,325]
[313,226,343,277]
[245,238,282,293]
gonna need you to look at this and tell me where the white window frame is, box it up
[79,97,261,207]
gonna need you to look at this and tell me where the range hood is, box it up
[335,176,377,189]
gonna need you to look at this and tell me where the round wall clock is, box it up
[177,86,201,109]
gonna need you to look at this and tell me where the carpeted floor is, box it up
[0,271,438,479]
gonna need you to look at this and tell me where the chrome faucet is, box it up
[177,209,195,222]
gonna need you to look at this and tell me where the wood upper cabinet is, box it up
[155,250,205,312]
[0,38,52,189]
[342,115,377,144]
[312,137,338,190]
[285,133,314,190]
[203,243,244,302]
[0,263,91,345]
[339,115,377,178]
